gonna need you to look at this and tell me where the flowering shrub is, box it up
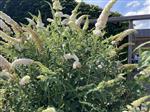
[0,0,150,111]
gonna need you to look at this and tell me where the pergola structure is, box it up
[108,14,150,63]
[91,14,150,63]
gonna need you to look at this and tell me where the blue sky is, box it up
[76,0,150,29]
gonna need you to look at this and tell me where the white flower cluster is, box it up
[37,75,47,81]
[0,55,11,71]
[42,107,56,112]
[0,19,11,32]
[113,29,137,42]
[36,12,44,28]
[64,53,81,69]
[124,96,150,112]
[0,11,22,35]
[19,75,30,86]
[0,30,21,44]
[0,55,34,71]
[11,58,34,69]
[93,0,117,36]
[0,11,19,28]
[52,0,62,11]
[26,18,36,26]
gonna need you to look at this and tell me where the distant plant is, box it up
[0,0,149,112]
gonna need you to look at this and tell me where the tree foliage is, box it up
[0,0,128,35]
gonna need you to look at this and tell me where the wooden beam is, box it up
[89,14,150,23]
[108,14,150,22]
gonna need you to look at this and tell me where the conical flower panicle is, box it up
[36,11,44,28]
[0,55,11,71]
[0,11,23,35]
[111,29,137,42]
[102,29,137,45]
[0,11,19,28]
[0,19,11,32]
[42,107,56,112]
[52,0,62,11]
[64,53,81,69]
[19,75,30,86]
[73,61,81,69]
[131,96,150,107]
[11,58,34,69]
[0,30,21,44]
[120,64,138,71]
[97,75,124,90]
[93,0,117,36]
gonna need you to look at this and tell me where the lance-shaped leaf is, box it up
[83,16,89,30]
[36,11,44,28]
[69,3,81,22]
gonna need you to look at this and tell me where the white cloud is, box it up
[134,20,150,29]
[144,0,150,6]
[126,1,140,7]
[125,0,150,16]
[125,0,150,29]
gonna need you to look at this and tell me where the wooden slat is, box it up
[89,14,150,23]
[108,14,150,22]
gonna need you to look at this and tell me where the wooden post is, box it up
[128,20,134,63]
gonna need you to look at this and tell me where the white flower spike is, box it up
[0,19,11,32]
[64,53,74,60]
[73,61,81,69]
[93,0,117,36]
[96,0,117,30]
[0,55,11,70]
[42,107,56,112]
[11,58,34,69]
[26,18,36,25]
[19,75,31,86]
